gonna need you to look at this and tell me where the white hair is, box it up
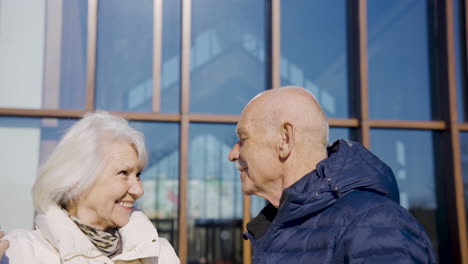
[32,112,148,213]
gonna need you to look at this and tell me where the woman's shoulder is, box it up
[4,229,37,247]
[157,237,180,264]
[2,229,59,263]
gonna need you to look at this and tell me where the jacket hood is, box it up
[274,139,400,225]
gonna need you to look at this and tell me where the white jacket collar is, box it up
[35,204,161,262]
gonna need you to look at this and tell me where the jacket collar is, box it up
[35,204,161,262]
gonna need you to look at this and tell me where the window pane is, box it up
[329,127,354,144]
[281,0,350,118]
[95,0,154,112]
[368,0,434,120]
[251,195,267,217]
[131,121,180,249]
[0,0,45,109]
[0,1,87,110]
[455,0,467,122]
[0,1,88,110]
[461,133,468,240]
[46,0,88,109]
[160,0,181,113]
[371,129,439,260]
[0,117,75,232]
[190,0,267,114]
[188,124,242,264]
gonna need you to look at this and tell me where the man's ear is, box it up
[279,122,294,160]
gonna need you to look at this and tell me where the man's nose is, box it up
[228,143,239,162]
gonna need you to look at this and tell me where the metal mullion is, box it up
[443,0,468,262]
[179,115,189,263]
[85,0,98,112]
[271,0,281,90]
[242,194,252,264]
[43,0,63,109]
[189,114,239,124]
[108,112,180,122]
[0,108,184,122]
[0,108,86,118]
[153,0,163,112]
[460,123,468,130]
[178,0,191,262]
[357,0,370,148]
[348,0,370,148]
[328,118,359,128]
[368,120,447,130]
[465,0,468,121]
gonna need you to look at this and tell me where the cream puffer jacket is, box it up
[0,205,180,264]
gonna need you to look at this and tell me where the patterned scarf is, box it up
[63,209,122,257]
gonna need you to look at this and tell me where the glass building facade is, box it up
[1,0,468,263]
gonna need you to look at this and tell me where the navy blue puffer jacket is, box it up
[244,139,436,264]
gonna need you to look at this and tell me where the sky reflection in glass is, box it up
[281,0,349,118]
[368,0,434,120]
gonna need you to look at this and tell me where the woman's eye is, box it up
[136,172,142,179]
[118,170,129,176]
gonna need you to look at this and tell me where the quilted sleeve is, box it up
[336,202,436,264]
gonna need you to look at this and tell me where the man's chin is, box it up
[241,187,255,196]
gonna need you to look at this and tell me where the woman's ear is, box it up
[279,122,295,160]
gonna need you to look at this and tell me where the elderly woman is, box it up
[1,112,179,264]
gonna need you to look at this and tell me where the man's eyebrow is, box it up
[236,127,247,136]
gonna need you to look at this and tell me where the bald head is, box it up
[242,86,329,150]
[229,86,329,204]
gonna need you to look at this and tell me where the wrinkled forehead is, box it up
[237,96,276,132]
[236,115,275,137]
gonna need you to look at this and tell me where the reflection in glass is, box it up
[130,121,180,248]
[190,0,267,114]
[461,133,468,239]
[51,0,88,109]
[95,0,154,112]
[188,124,242,264]
[455,0,467,122]
[0,117,75,232]
[0,1,87,110]
[281,0,349,118]
[251,195,267,218]
[368,0,434,120]
[371,129,439,258]
[329,127,353,144]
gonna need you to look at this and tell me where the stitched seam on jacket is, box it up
[64,253,106,261]
[335,197,388,244]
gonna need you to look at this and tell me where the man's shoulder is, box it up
[318,190,417,228]
[337,190,401,212]
[331,190,426,233]
[330,191,436,263]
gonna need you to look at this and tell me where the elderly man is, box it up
[228,86,435,263]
